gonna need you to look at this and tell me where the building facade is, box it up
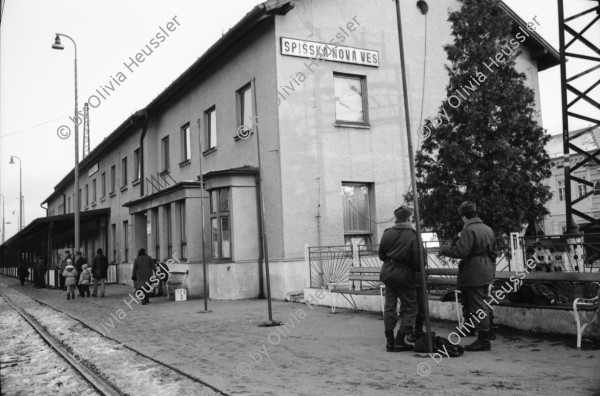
[3,0,558,299]
[543,126,600,235]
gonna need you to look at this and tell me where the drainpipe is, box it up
[130,110,149,197]
[41,202,48,217]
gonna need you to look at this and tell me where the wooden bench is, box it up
[327,267,384,313]
[328,265,600,348]
[166,270,189,300]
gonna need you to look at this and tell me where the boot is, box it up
[465,331,491,352]
[394,329,414,351]
[385,330,402,352]
[406,328,425,344]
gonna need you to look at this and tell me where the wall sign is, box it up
[281,37,379,67]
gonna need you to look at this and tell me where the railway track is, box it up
[0,284,228,396]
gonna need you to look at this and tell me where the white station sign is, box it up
[281,37,379,67]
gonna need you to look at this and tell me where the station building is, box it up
[0,0,558,299]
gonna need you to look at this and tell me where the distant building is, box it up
[1,0,558,299]
[543,125,600,235]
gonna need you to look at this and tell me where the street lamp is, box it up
[9,156,22,231]
[52,33,80,252]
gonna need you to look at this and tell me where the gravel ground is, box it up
[3,277,600,396]
[0,297,100,396]
[0,286,223,396]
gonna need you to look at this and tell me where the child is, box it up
[63,259,78,300]
[79,264,92,297]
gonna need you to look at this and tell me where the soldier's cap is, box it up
[458,201,477,215]
[394,205,414,221]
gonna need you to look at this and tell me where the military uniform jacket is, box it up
[440,217,497,287]
[378,222,424,288]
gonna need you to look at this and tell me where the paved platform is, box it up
[3,276,600,396]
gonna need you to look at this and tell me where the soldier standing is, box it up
[379,205,424,352]
[440,202,497,351]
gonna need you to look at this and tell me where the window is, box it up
[92,179,96,203]
[210,188,231,259]
[101,172,106,198]
[110,165,116,194]
[558,180,564,202]
[123,221,129,262]
[334,73,368,124]
[239,84,253,129]
[205,107,217,150]
[134,149,141,181]
[342,182,373,245]
[166,205,172,259]
[85,184,89,206]
[578,177,587,198]
[162,136,170,172]
[180,200,187,260]
[181,124,191,162]
[121,157,128,186]
[67,196,71,213]
[78,188,82,209]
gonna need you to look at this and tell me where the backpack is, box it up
[414,333,465,357]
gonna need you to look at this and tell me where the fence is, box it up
[307,234,600,289]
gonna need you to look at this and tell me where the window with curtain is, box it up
[341,182,373,245]
[334,73,367,125]
[210,188,231,260]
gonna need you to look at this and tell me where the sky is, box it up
[0,0,598,242]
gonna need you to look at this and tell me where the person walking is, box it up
[36,255,47,289]
[379,205,424,352]
[74,252,87,297]
[132,248,156,305]
[79,264,92,297]
[59,251,70,291]
[63,259,78,300]
[440,201,497,352]
[91,248,109,297]
[17,261,30,286]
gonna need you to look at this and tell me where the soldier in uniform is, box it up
[440,202,497,351]
[379,205,425,352]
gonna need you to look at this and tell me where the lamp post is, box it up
[8,156,22,231]
[52,33,80,252]
[394,0,433,353]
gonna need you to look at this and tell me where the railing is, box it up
[307,238,512,289]
[307,234,600,290]
[146,171,177,195]
[515,234,600,273]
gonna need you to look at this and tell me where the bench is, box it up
[166,270,189,300]
[328,265,600,348]
[327,267,384,313]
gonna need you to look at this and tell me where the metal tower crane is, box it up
[558,0,600,233]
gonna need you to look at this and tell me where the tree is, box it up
[415,0,552,239]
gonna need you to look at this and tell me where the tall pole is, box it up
[251,78,280,327]
[196,118,210,313]
[53,33,80,251]
[395,0,432,353]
